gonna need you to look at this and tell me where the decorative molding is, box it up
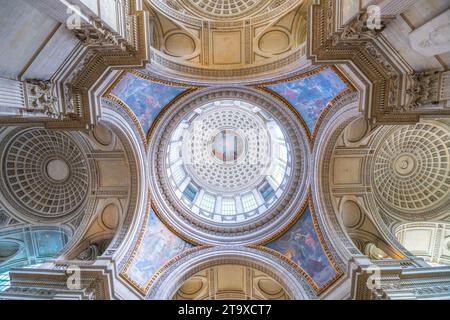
[307,0,450,124]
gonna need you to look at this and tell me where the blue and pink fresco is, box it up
[0,227,68,274]
[111,72,187,133]
[265,208,337,288]
[266,67,348,132]
[126,209,193,288]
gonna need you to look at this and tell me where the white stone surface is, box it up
[409,9,450,57]
[22,25,79,80]
[0,0,59,79]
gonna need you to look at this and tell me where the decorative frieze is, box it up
[72,18,131,51]
[23,80,59,117]
[332,11,391,45]
[402,70,445,111]
[352,262,450,300]
[0,263,114,300]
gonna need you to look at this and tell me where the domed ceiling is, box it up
[104,65,352,296]
[2,0,450,302]
[148,87,310,245]
[0,122,134,279]
[326,115,450,268]
[0,128,90,223]
[149,87,309,244]
[145,0,309,80]
[371,122,450,220]
[165,100,291,224]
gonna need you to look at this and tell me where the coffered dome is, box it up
[0,128,90,223]
[372,122,450,217]
[179,0,269,20]
[159,0,295,21]
[3,0,450,302]
[166,99,291,224]
[149,88,310,245]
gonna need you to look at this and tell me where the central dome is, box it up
[149,87,310,245]
[166,100,290,223]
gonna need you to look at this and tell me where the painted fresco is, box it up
[265,208,337,288]
[0,227,68,273]
[266,67,348,132]
[126,209,193,288]
[111,72,187,133]
[34,229,67,257]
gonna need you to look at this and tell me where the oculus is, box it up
[46,159,70,182]
[211,129,245,164]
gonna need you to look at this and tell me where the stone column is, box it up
[379,0,418,16]
[0,78,24,116]
[0,78,61,118]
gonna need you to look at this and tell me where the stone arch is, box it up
[97,98,150,268]
[311,91,363,265]
[147,247,316,300]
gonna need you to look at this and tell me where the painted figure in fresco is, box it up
[267,210,336,287]
[111,73,186,133]
[282,219,326,273]
[267,68,348,131]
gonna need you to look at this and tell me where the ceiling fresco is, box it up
[265,207,341,291]
[107,66,349,296]
[0,226,69,274]
[265,67,349,132]
[1,0,450,302]
[121,208,194,292]
[107,67,350,138]
[110,72,189,133]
